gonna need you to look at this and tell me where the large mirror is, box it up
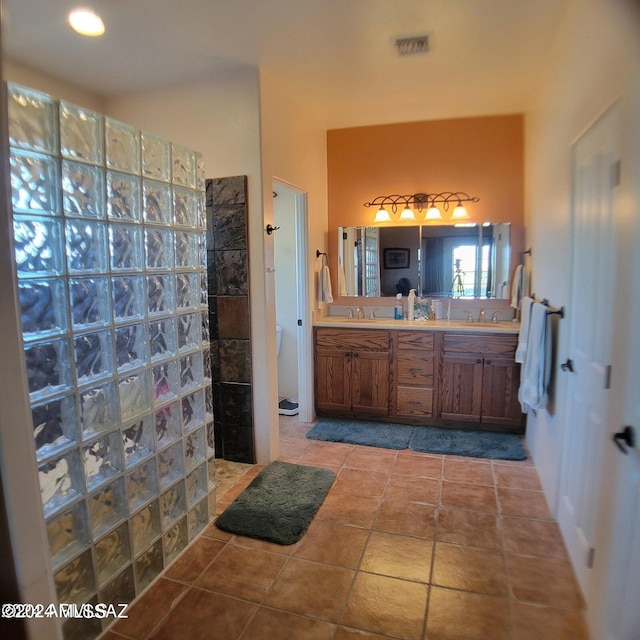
[338,223,511,299]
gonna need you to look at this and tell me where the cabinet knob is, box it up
[485,359,491,365]
[476,358,482,364]
[353,352,359,357]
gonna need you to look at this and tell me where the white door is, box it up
[558,106,618,593]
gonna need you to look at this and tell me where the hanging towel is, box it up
[510,264,530,309]
[518,301,551,413]
[515,296,534,364]
[320,264,334,303]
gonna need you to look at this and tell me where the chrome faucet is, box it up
[491,311,500,323]
[466,311,474,323]
[479,309,486,323]
[346,308,354,319]
[369,309,376,320]
[356,306,365,320]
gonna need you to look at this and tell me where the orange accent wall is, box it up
[327,114,524,293]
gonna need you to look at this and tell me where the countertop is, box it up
[313,316,521,334]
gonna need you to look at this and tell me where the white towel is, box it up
[338,264,348,296]
[518,301,551,413]
[510,264,530,309]
[515,296,534,364]
[320,264,333,303]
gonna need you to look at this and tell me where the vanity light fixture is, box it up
[68,8,105,37]
[364,192,479,224]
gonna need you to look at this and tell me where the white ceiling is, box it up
[2,0,568,128]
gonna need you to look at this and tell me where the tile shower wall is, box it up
[206,177,255,463]
[8,83,215,640]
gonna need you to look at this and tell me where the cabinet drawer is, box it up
[397,386,433,417]
[443,333,517,357]
[315,328,389,351]
[397,352,434,386]
[396,331,435,351]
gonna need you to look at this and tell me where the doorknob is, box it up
[561,358,574,372]
[613,425,636,454]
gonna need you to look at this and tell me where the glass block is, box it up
[177,313,200,353]
[175,273,198,311]
[147,273,175,317]
[199,272,208,307]
[8,83,57,154]
[122,415,155,468]
[187,498,208,541]
[25,337,73,400]
[184,427,206,473]
[46,500,90,571]
[110,223,143,271]
[134,539,163,592]
[173,187,197,228]
[174,230,198,269]
[196,152,205,191]
[158,440,184,490]
[171,143,196,188]
[19,277,68,340]
[70,277,111,330]
[10,150,59,215]
[182,389,205,433]
[39,448,83,517]
[60,101,103,164]
[62,160,105,219]
[13,215,64,277]
[208,491,216,519]
[62,603,102,640]
[83,430,122,492]
[185,463,207,507]
[54,549,96,606]
[95,522,131,587]
[204,385,214,422]
[145,227,174,270]
[161,481,186,530]
[106,118,141,174]
[32,395,79,461]
[141,132,170,182]
[152,360,179,405]
[180,352,203,393]
[99,565,135,607]
[80,380,119,437]
[74,330,114,384]
[143,179,172,225]
[107,171,141,222]
[207,457,216,490]
[163,517,187,565]
[112,275,146,323]
[88,477,126,539]
[206,421,215,458]
[203,349,212,382]
[198,233,207,269]
[155,402,182,449]
[149,317,177,362]
[126,458,158,512]
[201,310,210,343]
[119,370,151,421]
[65,219,108,274]
[131,500,161,555]
[197,191,207,229]
[115,323,148,372]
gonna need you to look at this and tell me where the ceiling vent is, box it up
[395,35,430,56]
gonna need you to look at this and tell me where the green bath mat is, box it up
[215,461,336,545]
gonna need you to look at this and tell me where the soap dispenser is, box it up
[394,293,403,320]
[407,289,416,321]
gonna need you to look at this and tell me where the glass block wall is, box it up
[7,83,214,640]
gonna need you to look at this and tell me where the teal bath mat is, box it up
[306,417,414,450]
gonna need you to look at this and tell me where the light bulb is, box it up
[68,8,105,37]
[424,205,443,222]
[451,204,469,220]
[399,205,416,222]
[373,206,392,223]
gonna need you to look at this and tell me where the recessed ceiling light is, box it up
[68,8,105,37]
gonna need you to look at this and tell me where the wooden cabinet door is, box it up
[481,357,523,425]
[440,354,483,422]
[351,350,390,415]
[315,347,352,413]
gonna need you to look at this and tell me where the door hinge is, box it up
[587,547,595,569]
[605,365,612,390]
[612,160,621,187]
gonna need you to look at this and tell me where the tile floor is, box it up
[103,416,589,640]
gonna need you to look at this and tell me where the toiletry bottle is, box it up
[433,299,443,320]
[447,299,451,321]
[394,293,403,320]
[429,299,436,321]
[407,289,416,321]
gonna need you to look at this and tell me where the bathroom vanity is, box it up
[313,319,524,432]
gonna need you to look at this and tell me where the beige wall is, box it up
[525,0,640,633]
